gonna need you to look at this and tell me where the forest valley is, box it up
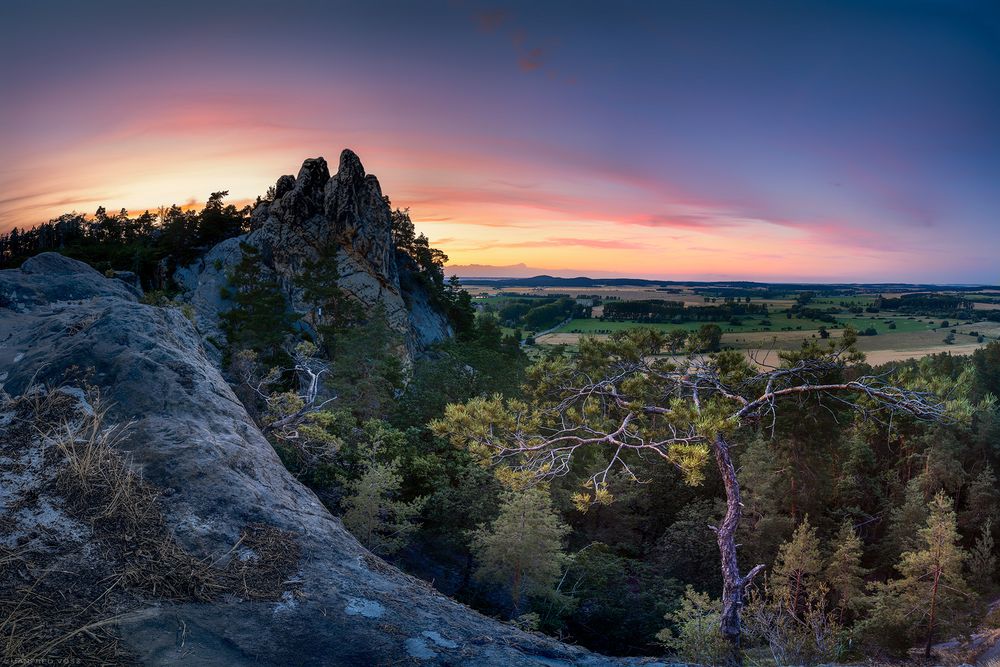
[4,200,1000,666]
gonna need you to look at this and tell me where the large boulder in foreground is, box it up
[0,254,649,666]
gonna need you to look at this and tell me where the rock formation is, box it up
[0,254,652,665]
[175,149,452,359]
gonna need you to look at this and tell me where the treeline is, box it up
[877,293,973,316]
[0,196,462,321]
[877,293,1000,323]
[788,305,838,323]
[418,335,1000,660]
[697,286,847,300]
[390,206,474,331]
[602,299,768,323]
[490,296,589,331]
[0,193,250,287]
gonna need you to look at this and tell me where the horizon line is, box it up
[451,273,1000,289]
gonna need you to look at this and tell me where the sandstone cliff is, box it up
[175,149,452,360]
[0,254,651,666]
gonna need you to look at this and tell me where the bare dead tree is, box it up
[436,332,950,666]
[232,343,337,455]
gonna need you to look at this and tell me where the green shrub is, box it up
[656,587,728,666]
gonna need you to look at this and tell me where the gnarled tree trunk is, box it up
[713,434,764,667]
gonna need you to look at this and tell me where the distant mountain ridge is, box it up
[457,274,999,291]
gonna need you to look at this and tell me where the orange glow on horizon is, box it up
[2,1,996,284]
[0,98,956,282]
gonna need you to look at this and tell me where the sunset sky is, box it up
[2,0,998,283]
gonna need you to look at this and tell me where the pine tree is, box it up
[293,246,361,355]
[341,456,425,556]
[470,486,570,615]
[197,190,246,248]
[324,304,404,419]
[657,587,728,666]
[968,518,997,595]
[833,435,881,517]
[960,466,1000,534]
[219,242,298,363]
[870,491,972,658]
[882,477,929,561]
[656,499,724,595]
[771,516,823,617]
[824,519,869,621]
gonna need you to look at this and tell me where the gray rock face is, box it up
[111,269,142,290]
[401,264,454,350]
[0,253,140,312]
[173,235,245,358]
[177,149,451,357]
[0,254,644,666]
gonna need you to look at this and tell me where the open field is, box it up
[734,342,987,367]
[554,316,838,335]
[861,343,985,365]
[955,321,1000,337]
[477,280,999,366]
[832,315,933,334]
[536,317,997,367]
[466,284,801,308]
[811,296,876,307]
[536,331,990,367]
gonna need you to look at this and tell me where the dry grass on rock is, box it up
[1,387,301,665]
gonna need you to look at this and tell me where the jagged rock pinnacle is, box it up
[176,149,453,358]
[336,149,365,181]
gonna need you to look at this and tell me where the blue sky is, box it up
[2,0,998,282]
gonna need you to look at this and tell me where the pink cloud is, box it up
[518,47,545,71]
[449,237,649,251]
[619,212,739,231]
[474,9,508,32]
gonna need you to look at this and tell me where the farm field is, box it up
[536,328,993,367]
[734,342,987,367]
[555,315,834,334]
[556,316,839,335]
[473,279,1000,366]
[542,312,991,364]
[832,315,931,334]
[555,313,952,337]
[466,284,798,308]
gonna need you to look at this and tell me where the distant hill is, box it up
[457,274,998,291]
[458,274,767,288]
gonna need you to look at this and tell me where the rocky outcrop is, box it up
[173,235,245,351]
[0,251,140,311]
[0,254,651,666]
[175,149,452,358]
